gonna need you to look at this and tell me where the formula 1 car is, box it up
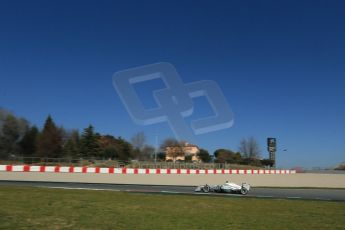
[195,181,251,195]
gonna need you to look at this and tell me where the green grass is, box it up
[0,186,344,229]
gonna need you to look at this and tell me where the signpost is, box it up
[267,138,276,168]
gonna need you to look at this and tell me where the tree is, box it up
[19,126,39,157]
[157,152,166,161]
[0,108,13,132]
[0,114,21,158]
[97,135,135,161]
[198,148,211,163]
[160,138,181,150]
[116,137,133,161]
[241,157,262,166]
[80,125,101,158]
[98,135,117,159]
[234,152,242,162]
[214,149,233,163]
[185,155,192,162]
[0,108,7,118]
[239,137,261,159]
[214,149,242,163]
[214,149,228,159]
[140,145,155,161]
[37,115,63,158]
[0,109,31,159]
[131,132,150,160]
[131,132,146,150]
[62,130,80,158]
[261,159,274,167]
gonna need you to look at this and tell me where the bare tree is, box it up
[160,138,179,150]
[140,145,155,161]
[131,132,146,150]
[239,137,261,159]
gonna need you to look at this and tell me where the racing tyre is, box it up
[240,188,248,195]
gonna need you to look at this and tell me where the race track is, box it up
[0,181,344,201]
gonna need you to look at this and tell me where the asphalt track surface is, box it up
[0,181,344,201]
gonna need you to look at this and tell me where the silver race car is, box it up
[195,181,251,195]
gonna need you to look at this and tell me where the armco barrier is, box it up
[0,165,296,175]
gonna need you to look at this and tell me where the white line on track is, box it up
[287,196,302,199]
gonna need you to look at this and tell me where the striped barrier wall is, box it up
[0,165,296,175]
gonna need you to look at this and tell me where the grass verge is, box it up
[0,186,344,229]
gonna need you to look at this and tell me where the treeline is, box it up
[213,148,274,167]
[0,109,138,161]
[0,108,273,166]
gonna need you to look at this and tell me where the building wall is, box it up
[165,144,200,162]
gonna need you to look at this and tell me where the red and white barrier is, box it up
[0,165,296,175]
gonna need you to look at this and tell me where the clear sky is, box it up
[0,0,344,168]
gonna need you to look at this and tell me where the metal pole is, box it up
[269,151,276,169]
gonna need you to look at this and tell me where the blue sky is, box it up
[0,0,344,168]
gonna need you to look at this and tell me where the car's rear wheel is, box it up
[240,188,248,195]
